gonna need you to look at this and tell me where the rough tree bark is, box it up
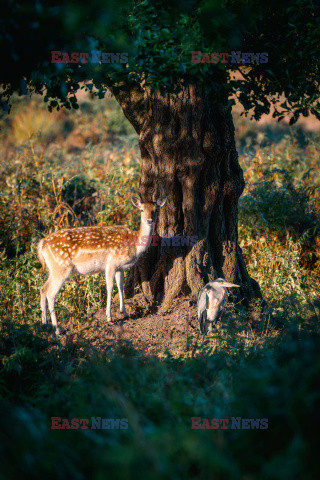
[110,82,262,312]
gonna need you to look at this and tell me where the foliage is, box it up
[1,0,320,122]
[0,321,319,479]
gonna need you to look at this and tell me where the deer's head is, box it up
[131,195,167,226]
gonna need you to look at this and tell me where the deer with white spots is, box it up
[37,195,167,334]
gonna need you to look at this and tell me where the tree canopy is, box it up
[1,0,320,123]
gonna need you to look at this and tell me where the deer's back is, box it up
[41,226,137,274]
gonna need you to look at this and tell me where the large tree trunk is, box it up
[111,83,262,312]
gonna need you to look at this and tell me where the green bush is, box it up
[239,168,319,240]
[0,322,319,479]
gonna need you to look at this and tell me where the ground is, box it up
[61,293,210,357]
[57,290,270,357]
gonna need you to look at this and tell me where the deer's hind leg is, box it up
[40,277,51,325]
[46,267,73,334]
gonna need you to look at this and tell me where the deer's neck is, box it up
[135,221,154,255]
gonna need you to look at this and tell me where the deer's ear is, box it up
[131,196,142,209]
[157,196,167,207]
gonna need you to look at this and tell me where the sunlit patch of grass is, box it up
[238,140,320,285]
[10,102,64,145]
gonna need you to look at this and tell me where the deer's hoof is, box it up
[55,326,66,336]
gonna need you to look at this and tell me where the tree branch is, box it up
[107,80,147,135]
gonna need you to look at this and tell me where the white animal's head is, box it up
[131,195,167,226]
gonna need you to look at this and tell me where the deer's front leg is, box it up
[105,263,116,322]
[115,270,128,319]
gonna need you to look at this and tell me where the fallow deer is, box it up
[37,195,167,334]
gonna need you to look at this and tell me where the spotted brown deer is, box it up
[37,195,167,334]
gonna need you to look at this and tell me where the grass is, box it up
[0,92,319,479]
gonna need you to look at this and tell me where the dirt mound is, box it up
[63,294,204,357]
